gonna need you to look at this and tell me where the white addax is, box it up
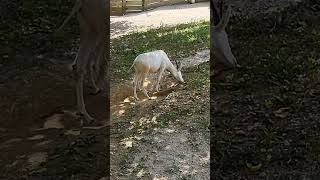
[130,50,185,100]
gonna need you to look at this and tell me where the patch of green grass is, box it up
[111,62,209,134]
[185,62,209,89]
[157,98,209,129]
[111,21,209,81]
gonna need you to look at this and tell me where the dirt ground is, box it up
[0,61,109,179]
[110,51,210,179]
[212,0,320,179]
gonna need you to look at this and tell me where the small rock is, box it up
[4,138,23,144]
[284,140,290,146]
[43,114,64,129]
[235,130,246,135]
[274,107,290,118]
[27,152,47,169]
[6,160,19,168]
[36,54,44,59]
[34,140,52,147]
[27,135,45,141]
[65,129,81,136]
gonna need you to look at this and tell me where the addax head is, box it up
[174,60,185,83]
[211,1,238,68]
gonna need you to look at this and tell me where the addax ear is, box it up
[216,5,232,31]
[174,59,179,70]
[211,0,221,26]
[175,60,182,70]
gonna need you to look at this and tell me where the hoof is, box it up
[77,112,95,126]
[82,120,95,126]
[82,117,95,126]
[67,63,75,71]
[90,89,101,95]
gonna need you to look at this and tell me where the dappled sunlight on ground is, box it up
[110,62,210,179]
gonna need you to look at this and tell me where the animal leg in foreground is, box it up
[75,40,95,122]
[211,1,239,79]
[57,0,107,124]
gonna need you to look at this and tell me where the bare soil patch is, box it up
[0,63,109,179]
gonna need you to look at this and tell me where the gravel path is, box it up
[110,2,209,38]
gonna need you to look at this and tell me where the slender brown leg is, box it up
[155,68,165,92]
[140,73,151,99]
[133,72,140,100]
[75,39,95,124]
[89,61,100,95]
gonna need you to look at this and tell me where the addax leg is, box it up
[89,60,101,95]
[152,72,160,91]
[67,48,79,72]
[75,42,94,124]
[155,68,165,92]
[133,72,140,100]
[138,78,142,90]
[140,73,151,99]
[138,73,144,91]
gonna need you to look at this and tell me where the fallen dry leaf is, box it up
[273,107,290,118]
